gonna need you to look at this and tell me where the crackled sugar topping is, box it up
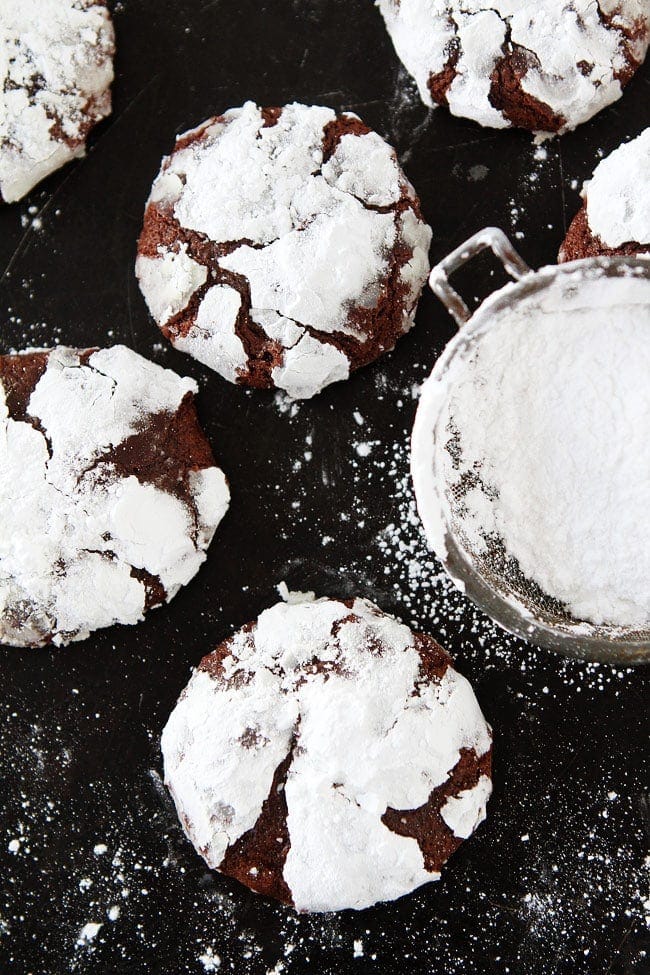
[376,0,649,134]
[0,0,114,204]
[585,128,650,248]
[136,102,431,400]
[162,595,492,912]
[0,346,229,648]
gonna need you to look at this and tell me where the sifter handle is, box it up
[429,227,531,327]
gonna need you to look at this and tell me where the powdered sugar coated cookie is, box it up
[0,0,115,203]
[161,593,492,912]
[136,102,432,399]
[0,346,229,648]
[376,0,649,135]
[560,128,650,261]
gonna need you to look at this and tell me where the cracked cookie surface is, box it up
[376,0,649,135]
[560,127,650,262]
[0,346,229,648]
[0,0,115,204]
[136,102,432,399]
[161,593,492,912]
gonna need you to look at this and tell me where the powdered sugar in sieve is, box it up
[412,232,650,656]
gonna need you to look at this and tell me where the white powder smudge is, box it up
[354,441,373,457]
[76,921,102,945]
[468,164,489,182]
[642,856,650,925]
[199,947,221,971]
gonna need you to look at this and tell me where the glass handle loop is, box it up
[429,227,531,327]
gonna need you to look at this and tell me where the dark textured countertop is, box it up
[0,2,648,973]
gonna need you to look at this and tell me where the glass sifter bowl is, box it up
[411,228,650,664]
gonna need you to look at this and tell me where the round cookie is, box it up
[376,0,649,135]
[0,0,115,204]
[136,102,432,400]
[559,128,650,262]
[0,346,229,648]
[161,593,492,912]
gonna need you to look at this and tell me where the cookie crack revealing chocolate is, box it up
[382,745,492,872]
[487,29,567,133]
[219,740,297,905]
[0,346,229,648]
[161,595,492,912]
[73,392,218,549]
[0,0,115,204]
[136,102,432,400]
[376,0,649,134]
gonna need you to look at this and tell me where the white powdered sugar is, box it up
[412,266,650,629]
[136,102,431,399]
[219,204,395,335]
[161,594,492,913]
[376,0,649,134]
[135,246,208,325]
[0,0,114,203]
[174,285,245,385]
[440,776,492,839]
[269,333,350,401]
[584,128,650,248]
[0,346,229,647]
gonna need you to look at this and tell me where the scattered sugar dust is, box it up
[199,946,221,971]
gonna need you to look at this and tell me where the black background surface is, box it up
[0,2,649,973]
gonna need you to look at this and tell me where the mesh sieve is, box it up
[411,229,650,664]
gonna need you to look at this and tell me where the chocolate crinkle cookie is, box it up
[376,0,649,135]
[0,0,115,204]
[161,593,492,912]
[560,127,650,262]
[136,102,432,400]
[0,346,229,648]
